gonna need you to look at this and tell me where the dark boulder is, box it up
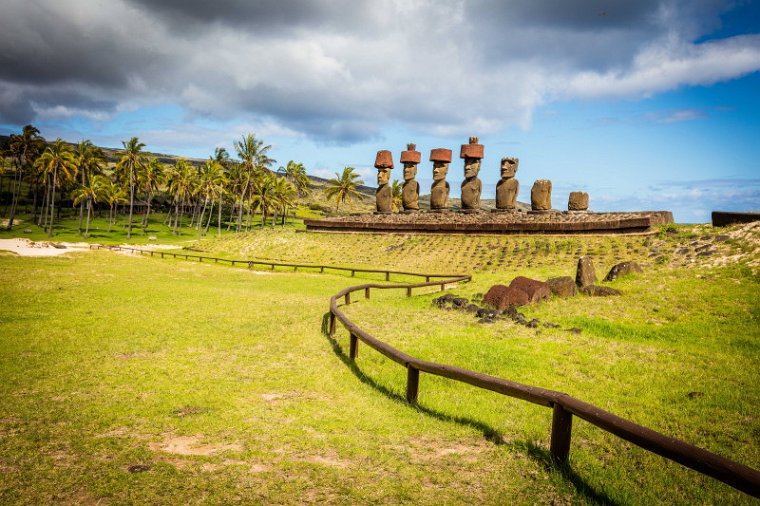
[580,285,622,296]
[576,256,597,287]
[604,261,643,282]
[546,276,577,297]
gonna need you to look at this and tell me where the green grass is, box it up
[1,225,758,504]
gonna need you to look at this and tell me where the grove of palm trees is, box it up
[0,126,375,240]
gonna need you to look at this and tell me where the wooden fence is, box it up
[93,244,760,498]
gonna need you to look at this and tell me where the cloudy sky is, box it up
[2,0,759,222]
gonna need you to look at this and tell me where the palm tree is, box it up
[391,179,403,212]
[272,176,296,227]
[197,159,226,237]
[281,160,311,197]
[139,157,165,230]
[34,139,78,237]
[324,167,364,212]
[72,174,105,237]
[116,137,146,239]
[233,133,274,232]
[6,125,45,229]
[250,173,276,227]
[100,179,128,232]
[166,159,196,235]
[74,140,104,235]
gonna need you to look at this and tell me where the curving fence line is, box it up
[92,243,760,498]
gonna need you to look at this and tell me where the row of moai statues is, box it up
[374,138,590,213]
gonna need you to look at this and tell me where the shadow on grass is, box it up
[322,312,619,506]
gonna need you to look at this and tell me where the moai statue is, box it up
[374,150,393,213]
[531,179,553,211]
[460,137,484,210]
[429,148,452,210]
[495,157,519,210]
[400,143,421,211]
[568,191,589,211]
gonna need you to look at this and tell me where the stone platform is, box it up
[304,210,673,235]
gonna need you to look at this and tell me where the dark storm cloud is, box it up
[126,0,376,32]
[1,0,758,143]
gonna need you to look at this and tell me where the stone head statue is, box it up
[401,143,420,181]
[377,167,391,186]
[500,157,519,178]
[429,148,452,210]
[374,150,394,213]
[430,148,451,182]
[460,137,484,210]
[460,136,484,179]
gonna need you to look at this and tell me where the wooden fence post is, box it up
[406,366,420,403]
[550,403,573,464]
[329,313,336,336]
[248,261,253,270]
[349,333,358,360]
[364,287,370,299]
[406,287,412,297]
[385,272,390,281]
[345,293,351,305]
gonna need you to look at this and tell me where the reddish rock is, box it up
[483,284,529,309]
[576,256,597,287]
[430,148,452,162]
[604,261,643,282]
[374,150,394,169]
[509,276,551,303]
[400,143,421,164]
[546,276,577,297]
[459,136,484,159]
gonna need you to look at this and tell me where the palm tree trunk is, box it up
[204,199,214,234]
[84,200,92,237]
[127,167,134,239]
[108,205,114,232]
[47,166,57,238]
[217,198,223,236]
[5,169,23,230]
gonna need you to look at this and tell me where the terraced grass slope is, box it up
[1,223,758,504]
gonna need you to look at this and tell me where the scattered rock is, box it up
[676,248,689,255]
[23,229,32,234]
[604,261,643,282]
[483,284,529,309]
[575,256,597,287]
[51,243,67,249]
[543,322,560,328]
[451,297,469,308]
[713,235,729,242]
[509,276,551,303]
[148,235,158,241]
[128,464,151,473]
[476,308,499,319]
[697,251,714,257]
[546,276,576,297]
[567,328,582,334]
[687,391,704,399]
[580,285,622,296]
[465,304,479,313]
[477,318,495,324]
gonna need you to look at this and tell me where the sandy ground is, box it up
[0,239,181,257]
[0,238,93,257]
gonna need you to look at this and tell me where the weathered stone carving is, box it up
[568,191,589,211]
[429,148,452,210]
[374,150,393,213]
[460,137,484,210]
[531,179,552,211]
[400,143,421,211]
[496,157,519,210]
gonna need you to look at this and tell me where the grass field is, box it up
[1,224,758,504]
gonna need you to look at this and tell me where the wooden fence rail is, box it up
[91,243,760,498]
